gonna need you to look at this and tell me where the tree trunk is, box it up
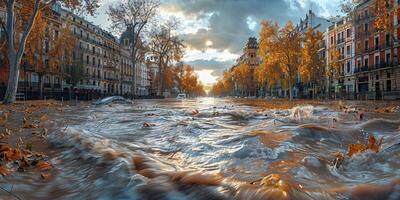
[288,78,293,101]
[313,82,316,99]
[3,57,20,104]
[158,59,163,96]
[3,0,41,104]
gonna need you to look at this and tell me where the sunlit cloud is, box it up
[205,40,213,47]
[195,70,219,85]
[184,48,238,62]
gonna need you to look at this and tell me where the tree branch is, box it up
[16,0,41,60]
[0,18,9,40]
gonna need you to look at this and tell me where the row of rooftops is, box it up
[51,4,120,44]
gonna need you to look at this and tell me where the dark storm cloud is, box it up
[163,0,325,53]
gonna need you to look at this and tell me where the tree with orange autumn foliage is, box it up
[232,63,253,97]
[342,0,396,42]
[0,0,99,104]
[174,63,206,97]
[257,20,301,100]
[371,0,395,35]
[211,70,234,97]
[257,20,282,95]
[300,27,325,98]
[327,48,344,97]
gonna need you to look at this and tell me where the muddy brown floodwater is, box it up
[1,98,400,200]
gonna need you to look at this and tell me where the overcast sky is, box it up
[88,0,342,85]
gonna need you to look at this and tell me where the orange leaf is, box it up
[36,160,52,171]
[0,166,10,176]
[41,173,51,180]
[367,135,383,153]
[2,149,24,161]
[348,143,366,157]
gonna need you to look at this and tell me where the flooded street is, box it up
[2,98,400,200]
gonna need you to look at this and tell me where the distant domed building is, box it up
[120,26,134,47]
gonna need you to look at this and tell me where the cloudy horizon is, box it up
[87,0,342,85]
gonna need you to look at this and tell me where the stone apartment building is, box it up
[146,54,161,97]
[0,5,66,97]
[231,37,260,97]
[297,10,335,98]
[69,10,122,94]
[326,17,356,99]
[353,0,400,100]
[0,4,154,99]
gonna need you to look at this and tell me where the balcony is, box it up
[356,31,371,38]
[355,66,369,73]
[354,61,399,73]
[355,14,372,23]
[363,48,371,54]
[337,38,345,45]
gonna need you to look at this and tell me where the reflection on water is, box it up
[2,98,400,199]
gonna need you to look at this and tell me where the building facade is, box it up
[231,37,260,97]
[326,17,356,99]
[353,0,400,100]
[0,3,155,100]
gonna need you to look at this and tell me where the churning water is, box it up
[3,98,400,199]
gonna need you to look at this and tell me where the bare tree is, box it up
[0,0,99,104]
[107,0,160,95]
[148,20,184,96]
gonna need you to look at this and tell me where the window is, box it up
[375,37,379,49]
[386,53,391,64]
[86,56,89,64]
[365,40,369,51]
[92,57,95,65]
[44,40,49,53]
[364,23,368,32]
[331,36,334,45]
[375,55,380,66]
[386,34,390,45]
[347,45,351,55]
[387,80,392,91]
[364,58,369,67]
[347,29,351,38]
[347,62,351,73]
[54,30,59,39]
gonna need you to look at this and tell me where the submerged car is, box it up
[176,93,186,100]
[92,96,132,105]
